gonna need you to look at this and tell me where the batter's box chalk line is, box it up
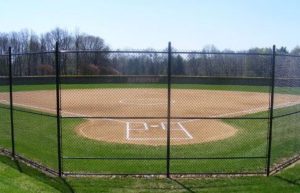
[126,121,193,141]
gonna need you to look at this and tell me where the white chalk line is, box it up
[179,101,300,124]
[126,122,130,140]
[1,99,300,141]
[0,99,127,124]
[161,122,166,130]
[127,121,192,141]
[178,122,193,139]
[2,99,299,123]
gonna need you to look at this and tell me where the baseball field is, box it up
[0,83,300,175]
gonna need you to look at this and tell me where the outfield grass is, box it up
[0,154,300,193]
[0,83,299,175]
[0,83,299,95]
[0,83,262,92]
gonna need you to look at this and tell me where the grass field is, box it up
[0,154,300,193]
[0,83,299,95]
[0,83,267,92]
[0,83,299,175]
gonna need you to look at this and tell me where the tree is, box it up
[291,46,300,55]
[173,55,185,75]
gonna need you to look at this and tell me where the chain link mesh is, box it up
[272,55,300,171]
[0,48,299,176]
[0,55,11,151]
[9,52,58,171]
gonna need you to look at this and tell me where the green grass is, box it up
[0,83,299,178]
[0,103,299,174]
[0,156,61,193]
[65,165,300,193]
[0,106,268,174]
[0,83,300,95]
[0,154,300,193]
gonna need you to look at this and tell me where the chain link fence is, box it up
[0,43,299,177]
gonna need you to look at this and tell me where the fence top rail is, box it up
[4,48,300,58]
[276,53,300,58]
[1,50,286,57]
[60,50,168,54]
[172,51,273,56]
[11,51,55,56]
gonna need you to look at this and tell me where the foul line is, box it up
[0,99,127,123]
[180,101,300,124]
[1,99,300,127]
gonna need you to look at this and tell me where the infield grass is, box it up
[0,103,298,174]
[0,83,299,175]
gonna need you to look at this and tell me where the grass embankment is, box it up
[0,154,300,193]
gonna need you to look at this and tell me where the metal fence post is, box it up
[8,47,15,158]
[166,42,172,178]
[55,42,62,177]
[266,45,276,176]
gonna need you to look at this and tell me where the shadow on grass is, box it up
[0,155,74,193]
[274,176,300,186]
[170,178,197,193]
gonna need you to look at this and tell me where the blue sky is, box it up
[1,0,300,51]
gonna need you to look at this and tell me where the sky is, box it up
[1,0,300,51]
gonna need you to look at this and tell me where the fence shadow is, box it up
[0,154,74,193]
[169,178,197,193]
[274,176,300,186]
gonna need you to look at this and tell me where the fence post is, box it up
[55,42,62,177]
[266,45,276,176]
[166,42,172,178]
[8,47,15,158]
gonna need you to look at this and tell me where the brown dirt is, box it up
[1,88,300,146]
[76,119,237,145]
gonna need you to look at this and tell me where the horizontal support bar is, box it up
[273,110,300,119]
[62,171,266,176]
[61,116,269,120]
[62,156,266,160]
[13,108,56,118]
[61,50,168,54]
[6,50,276,57]
[11,51,55,56]
[172,51,272,56]
[276,53,300,58]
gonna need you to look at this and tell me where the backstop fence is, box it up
[0,42,299,177]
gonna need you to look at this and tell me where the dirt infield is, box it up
[1,88,300,145]
[76,119,237,145]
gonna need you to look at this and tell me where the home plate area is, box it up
[126,121,193,141]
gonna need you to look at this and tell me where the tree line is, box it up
[0,28,299,78]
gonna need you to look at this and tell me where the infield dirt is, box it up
[1,88,300,145]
